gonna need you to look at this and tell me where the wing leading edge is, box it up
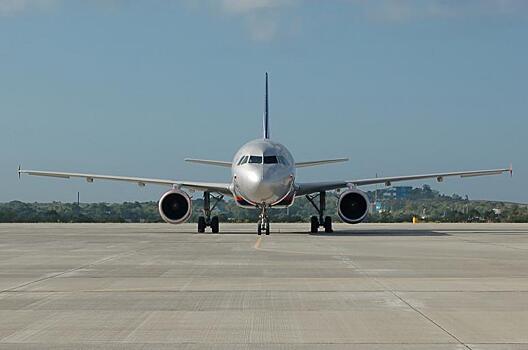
[184,159,232,167]
[295,166,512,196]
[18,168,232,195]
[295,158,349,168]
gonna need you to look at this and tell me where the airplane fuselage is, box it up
[232,139,295,207]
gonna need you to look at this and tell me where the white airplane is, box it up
[19,73,512,235]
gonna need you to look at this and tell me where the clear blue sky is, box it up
[1,0,526,203]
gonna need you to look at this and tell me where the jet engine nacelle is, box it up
[338,188,369,224]
[158,189,192,224]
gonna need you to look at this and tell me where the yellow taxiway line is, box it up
[254,236,262,249]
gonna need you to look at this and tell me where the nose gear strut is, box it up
[257,205,270,235]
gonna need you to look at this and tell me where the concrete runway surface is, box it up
[0,223,527,349]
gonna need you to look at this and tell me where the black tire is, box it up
[257,225,262,235]
[310,216,319,233]
[265,224,270,235]
[324,216,333,233]
[211,216,219,233]
[198,216,206,233]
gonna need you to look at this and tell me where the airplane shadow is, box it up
[175,229,449,236]
[307,230,449,237]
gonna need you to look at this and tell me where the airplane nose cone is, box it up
[237,168,291,205]
[243,173,275,203]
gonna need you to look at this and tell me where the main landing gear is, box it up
[197,191,223,233]
[257,205,270,235]
[306,191,333,233]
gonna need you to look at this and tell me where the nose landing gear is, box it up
[257,205,270,235]
[306,191,333,233]
[197,191,223,233]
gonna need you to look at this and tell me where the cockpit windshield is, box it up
[263,156,278,164]
[248,156,263,164]
[237,155,248,165]
[238,155,286,165]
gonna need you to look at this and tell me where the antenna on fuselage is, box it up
[263,72,270,139]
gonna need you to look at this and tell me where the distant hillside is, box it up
[1,185,527,223]
[365,185,528,223]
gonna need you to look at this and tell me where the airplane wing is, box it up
[18,168,233,195]
[184,159,232,167]
[295,166,512,196]
[295,158,348,168]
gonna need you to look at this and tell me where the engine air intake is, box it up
[338,189,369,224]
[158,189,192,224]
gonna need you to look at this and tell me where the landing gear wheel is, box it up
[198,216,206,233]
[324,216,333,233]
[211,216,219,233]
[265,223,270,235]
[307,192,332,234]
[257,224,262,235]
[310,216,319,233]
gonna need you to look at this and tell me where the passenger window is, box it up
[248,156,263,164]
[263,156,278,164]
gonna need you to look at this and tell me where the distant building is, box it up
[376,186,413,199]
[371,201,384,213]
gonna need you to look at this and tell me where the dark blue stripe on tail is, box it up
[263,73,270,139]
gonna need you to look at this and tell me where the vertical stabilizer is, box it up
[263,73,270,139]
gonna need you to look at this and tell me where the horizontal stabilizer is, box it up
[184,158,232,167]
[295,158,349,168]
